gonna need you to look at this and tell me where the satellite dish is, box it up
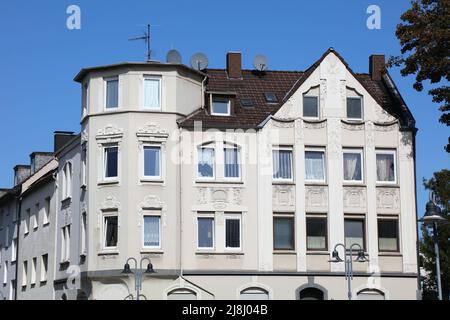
[190,52,209,70]
[166,49,182,64]
[253,55,268,71]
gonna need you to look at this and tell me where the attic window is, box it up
[240,98,254,108]
[264,93,278,103]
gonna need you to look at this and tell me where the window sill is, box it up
[61,197,72,205]
[195,180,244,185]
[273,250,296,255]
[195,251,244,256]
[343,182,365,187]
[306,251,329,255]
[98,250,119,256]
[98,180,119,186]
[272,180,295,185]
[304,182,327,186]
[140,249,163,254]
[59,260,70,266]
[43,222,50,227]
[40,280,47,285]
[140,179,164,184]
[375,183,399,188]
[378,252,402,257]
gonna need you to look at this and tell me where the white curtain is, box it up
[307,236,326,250]
[198,148,214,177]
[273,150,292,179]
[379,238,397,251]
[376,154,394,181]
[144,216,160,247]
[305,151,324,180]
[344,153,361,181]
[224,148,240,178]
[144,78,160,109]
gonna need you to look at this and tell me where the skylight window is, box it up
[240,98,254,108]
[264,92,278,103]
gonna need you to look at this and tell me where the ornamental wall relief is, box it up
[343,187,367,210]
[196,187,244,210]
[376,188,400,212]
[305,186,328,211]
[273,185,295,208]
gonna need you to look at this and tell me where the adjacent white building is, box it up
[0,48,420,300]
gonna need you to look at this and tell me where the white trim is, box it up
[104,76,119,110]
[196,214,215,250]
[142,211,162,250]
[143,75,162,110]
[304,147,326,183]
[343,148,364,183]
[211,97,231,116]
[375,149,397,184]
[103,145,119,182]
[272,146,294,182]
[224,214,242,251]
[102,212,118,250]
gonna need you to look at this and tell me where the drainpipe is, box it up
[13,193,21,300]
[178,127,183,278]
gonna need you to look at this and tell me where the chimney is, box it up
[14,165,31,186]
[227,52,242,79]
[54,131,76,153]
[30,152,54,174]
[369,54,385,81]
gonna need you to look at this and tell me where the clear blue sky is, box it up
[0,0,448,219]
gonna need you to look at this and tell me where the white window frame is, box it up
[103,145,119,182]
[81,148,87,188]
[103,212,118,250]
[197,214,215,250]
[82,82,89,117]
[344,216,367,251]
[104,76,119,110]
[343,148,364,184]
[377,215,400,253]
[40,254,48,283]
[303,95,320,119]
[24,209,30,235]
[375,149,397,184]
[346,96,364,121]
[304,147,326,183]
[22,260,27,287]
[33,203,39,230]
[62,162,72,200]
[81,212,87,256]
[43,197,50,226]
[223,145,242,181]
[142,212,162,250]
[143,75,162,110]
[224,214,242,251]
[3,261,7,285]
[61,225,71,262]
[142,144,162,180]
[272,146,294,182]
[11,238,17,262]
[197,146,216,180]
[211,97,231,116]
[31,257,36,285]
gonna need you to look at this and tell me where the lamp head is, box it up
[145,263,156,274]
[330,249,343,262]
[121,263,133,274]
[355,249,368,262]
[420,201,446,225]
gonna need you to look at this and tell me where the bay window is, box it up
[103,215,118,249]
[104,146,118,180]
[143,146,161,179]
[105,77,119,109]
[144,76,161,110]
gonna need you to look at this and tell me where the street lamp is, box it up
[121,257,156,300]
[329,243,369,300]
[419,197,447,300]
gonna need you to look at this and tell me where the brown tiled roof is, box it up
[179,49,415,130]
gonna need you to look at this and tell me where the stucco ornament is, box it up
[136,122,169,144]
[96,124,124,146]
[376,188,400,211]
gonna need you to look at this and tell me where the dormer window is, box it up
[264,92,278,103]
[346,97,363,120]
[211,98,230,116]
[240,98,254,108]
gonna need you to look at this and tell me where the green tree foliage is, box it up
[420,169,450,299]
[388,0,450,152]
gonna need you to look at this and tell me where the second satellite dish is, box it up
[253,55,268,71]
[166,49,182,64]
[190,52,209,70]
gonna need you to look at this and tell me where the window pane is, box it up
[347,98,362,119]
[378,220,398,251]
[305,151,325,181]
[343,152,362,181]
[376,153,395,182]
[105,147,118,178]
[198,148,214,178]
[144,147,160,177]
[144,216,160,247]
[224,148,240,178]
[273,150,292,180]
[198,218,214,248]
[274,217,294,250]
[212,100,229,114]
[104,216,118,247]
[306,218,327,250]
[106,79,118,108]
[144,78,161,109]
[344,219,365,250]
[225,218,240,248]
[303,96,318,118]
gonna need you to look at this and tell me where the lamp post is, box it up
[419,197,447,300]
[121,257,156,300]
[329,243,369,300]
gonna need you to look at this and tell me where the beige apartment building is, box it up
[0,48,419,300]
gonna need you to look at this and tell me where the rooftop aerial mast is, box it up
[129,24,155,61]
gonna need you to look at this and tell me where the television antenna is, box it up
[189,52,209,70]
[129,24,159,61]
[253,55,268,71]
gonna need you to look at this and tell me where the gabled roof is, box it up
[179,48,416,130]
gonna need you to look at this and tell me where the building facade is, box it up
[0,48,420,300]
